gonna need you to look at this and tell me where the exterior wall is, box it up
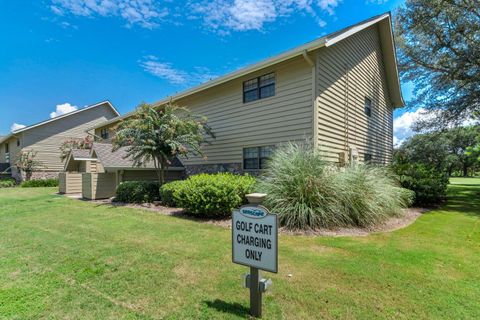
[94,124,117,142]
[0,136,23,180]
[175,55,314,170]
[82,172,116,200]
[121,169,185,182]
[19,104,117,178]
[185,163,242,176]
[316,25,394,165]
[59,173,82,194]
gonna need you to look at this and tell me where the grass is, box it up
[0,178,479,319]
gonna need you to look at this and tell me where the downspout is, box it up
[302,50,318,150]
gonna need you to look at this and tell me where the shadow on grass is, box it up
[440,183,480,217]
[203,299,250,318]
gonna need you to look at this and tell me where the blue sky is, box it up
[0,0,414,142]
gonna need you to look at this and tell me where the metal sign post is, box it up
[232,193,277,318]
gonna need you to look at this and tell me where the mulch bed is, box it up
[87,197,429,237]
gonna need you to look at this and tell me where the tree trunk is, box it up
[160,161,165,186]
[463,164,468,177]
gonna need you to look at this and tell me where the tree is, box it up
[395,0,480,130]
[444,126,480,176]
[15,150,43,181]
[59,136,93,162]
[112,102,215,185]
[396,125,480,176]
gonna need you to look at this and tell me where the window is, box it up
[364,153,372,163]
[4,143,9,153]
[243,73,275,103]
[243,145,275,170]
[364,97,372,117]
[16,139,20,147]
[100,128,109,140]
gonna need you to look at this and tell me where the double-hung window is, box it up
[243,73,275,103]
[243,145,275,170]
[364,97,372,117]
[100,128,109,140]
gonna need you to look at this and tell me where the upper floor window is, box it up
[4,143,9,153]
[364,97,372,117]
[243,145,275,170]
[100,128,109,140]
[16,139,20,147]
[243,73,275,103]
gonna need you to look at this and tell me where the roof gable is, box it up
[1,101,120,145]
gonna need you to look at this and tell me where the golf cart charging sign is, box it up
[232,205,278,273]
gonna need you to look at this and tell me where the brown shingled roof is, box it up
[92,142,184,170]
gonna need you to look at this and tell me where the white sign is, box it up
[232,205,278,273]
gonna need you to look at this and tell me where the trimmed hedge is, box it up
[159,180,185,207]
[391,162,449,205]
[115,181,160,203]
[20,178,59,188]
[163,173,256,218]
[0,179,16,188]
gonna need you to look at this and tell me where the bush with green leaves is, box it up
[20,178,59,188]
[391,161,449,205]
[257,142,413,230]
[0,179,16,188]
[115,181,160,203]
[175,173,256,218]
[159,180,185,207]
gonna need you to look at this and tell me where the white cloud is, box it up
[50,103,78,118]
[139,56,217,85]
[393,108,478,147]
[10,123,26,132]
[50,0,168,28]
[190,0,340,34]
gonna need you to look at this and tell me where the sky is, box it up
[0,0,416,144]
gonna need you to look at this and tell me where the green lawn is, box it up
[1,178,479,319]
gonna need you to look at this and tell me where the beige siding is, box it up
[21,104,118,172]
[175,56,314,166]
[121,169,184,182]
[59,173,82,194]
[82,173,116,200]
[316,25,394,165]
[0,136,23,177]
[94,124,116,142]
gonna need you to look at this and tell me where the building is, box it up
[93,12,403,176]
[0,101,119,181]
[61,142,185,198]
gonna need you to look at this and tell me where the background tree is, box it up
[15,150,43,181]
[396,125,480,176]
[113,103,215,185]
[395,0,480,130]
[59,136,93,162]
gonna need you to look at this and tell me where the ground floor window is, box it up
[243,145,275,170]
[364,153,372,163]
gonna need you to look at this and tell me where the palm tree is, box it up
[113,102,215,185]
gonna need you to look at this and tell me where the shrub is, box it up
[391,162,449,205]
[20,178,59,188]
[0,179,16,188]
[175,173,256,218]
[115,181,160,203]
[257,142,413,230]
[334,165,414,227]
[159,180,185,207]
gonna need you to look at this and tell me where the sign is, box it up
[232,205,278,273]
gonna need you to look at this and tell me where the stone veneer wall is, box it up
[185,163,243,176]
[13,170,59,182]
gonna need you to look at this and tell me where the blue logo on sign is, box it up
[240,206,267,218]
